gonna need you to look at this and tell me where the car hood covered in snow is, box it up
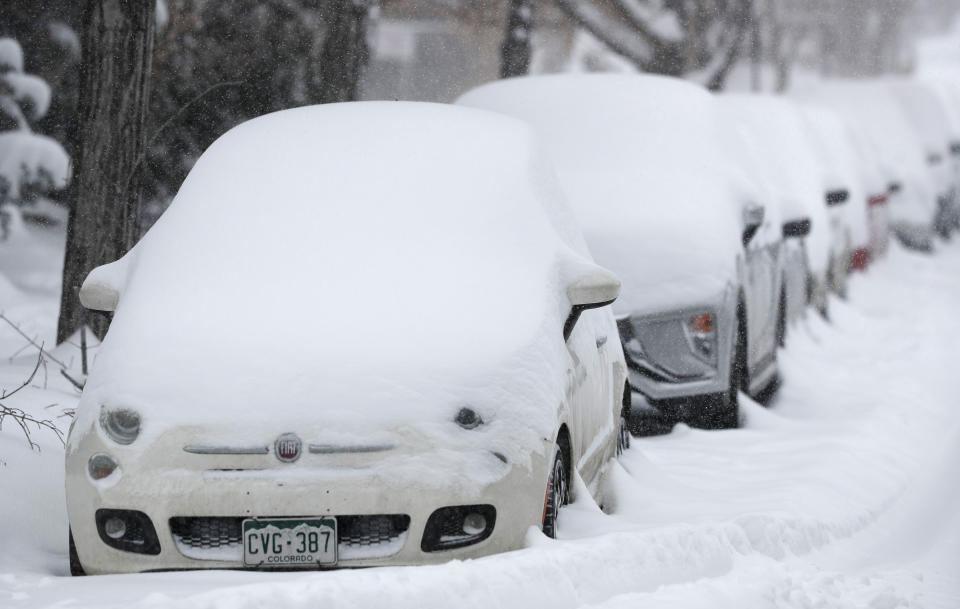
[73,102,597,468]
[457,74,744,315]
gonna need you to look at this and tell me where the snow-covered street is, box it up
[1,226,957,608]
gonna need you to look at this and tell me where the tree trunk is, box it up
[705,0,752,91]
[314,0,371,104]
[57,0,155,344]
[500,0,534,78]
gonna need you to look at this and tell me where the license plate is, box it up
[242,517,337,567]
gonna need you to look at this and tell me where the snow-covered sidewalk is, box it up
[1,233,958,608]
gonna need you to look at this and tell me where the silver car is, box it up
[458,74,784,429]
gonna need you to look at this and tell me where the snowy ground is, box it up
[1,223,958,608]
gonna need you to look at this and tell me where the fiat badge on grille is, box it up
[274,433,302,463]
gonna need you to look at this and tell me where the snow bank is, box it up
[458,74,748,315]
[74,102,597,471]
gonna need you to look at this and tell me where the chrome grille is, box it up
[169,515,410,561]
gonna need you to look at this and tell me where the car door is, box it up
[564,308,615,492]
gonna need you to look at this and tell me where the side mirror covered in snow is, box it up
[741,204,765,247]
[79,280,120,312]
[564,268,621,341]
[79,261,127,312]
[783,218,812,239]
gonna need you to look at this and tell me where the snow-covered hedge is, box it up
[0,37,70,208]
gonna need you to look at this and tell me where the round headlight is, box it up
[99,407,141,445]
[88,453,119,480]
[455,407,483,430]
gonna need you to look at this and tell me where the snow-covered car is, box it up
[64,102,629,574]
[883,79,960,238]
[458,75,783,429]
[719,95,831,318]
[717,100,805,342]
[798,81,937,252]
[799,105,870,297]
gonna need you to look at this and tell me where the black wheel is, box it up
[542,444,568,539]
[617,382,631,456]
[718,307,748,429]
[69,528,86,576]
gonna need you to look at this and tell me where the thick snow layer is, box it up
[798,105,870,248]
[0,131,71,200]
[457,74,749,315]
[792,81,936,227]
[73,102,599,471]
[3,72,52,120]
[717,95,830,274]
[2,222,960,607]
[0,37,24,73]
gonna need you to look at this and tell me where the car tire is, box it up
[776,288,787,348]
[720,307,747,429]
[617,382,631,456]
[69,528,86,576]
[542,444,568,539]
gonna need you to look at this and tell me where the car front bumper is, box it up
[66,422,550,574]
[620,289,736,403]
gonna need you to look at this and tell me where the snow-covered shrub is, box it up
[0,37,70,213]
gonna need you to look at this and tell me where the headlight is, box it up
[99,407,141,445]
[684,312,717,364]
[454,407,483,430]
[88,453,119,480]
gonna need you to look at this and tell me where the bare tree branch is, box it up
[0,312,69,369]
[0,351,66,451]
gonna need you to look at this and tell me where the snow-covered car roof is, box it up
[458,74,748,314]
[793,81,936,225]
[78,102,596,458]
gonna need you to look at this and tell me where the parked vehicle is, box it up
[65,102,629,574]
[925,78,960,232]
[883,79,959,238]
[719,95,831,318]
[799,105,868,296]
[459,74,783,429]
[717,99,808,341]
[798,81,938,252]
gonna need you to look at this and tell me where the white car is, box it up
[458,75,783,429]
[65,102,629,574]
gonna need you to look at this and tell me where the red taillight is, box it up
[850,248,869,271]
[868,194,887,206]
[688,313,715,334]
